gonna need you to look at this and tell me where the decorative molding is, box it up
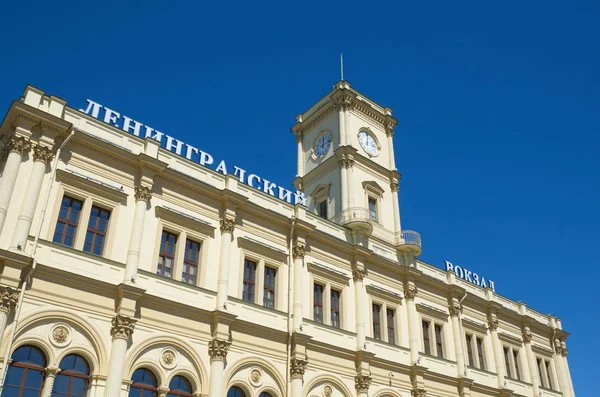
[390,180,400,193]
[488,315,499,331]
[354,375,371,392]
[56,169,127,203]
[292,244,306,259]
[50,324,72,347]
[448,302,461,317]
[498,331,523,345]
[0,287,19,314]
[238,236,288,263]
[362,181,385,198]
[365,284,402,304]
[45,366,61,377]
[110,315,136,340]
[248,367,263,387]
[337,156,355,169]
[307,262,351,287]
[290,358,308,379]
[208,338,231,361]
[404,287,417,301]
[417,303,449,321]
[155,206,216,236]
[32,144,53,164]
[322,384,333,397]
[522,327,532,343]
[220,218,235,233]
[554,338,567,356]
[160,348,177,370]
[411,389,427,397]
[134,185,152,202]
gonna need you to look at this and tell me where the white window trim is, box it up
[365,284,402,346]
[307,262,350,329]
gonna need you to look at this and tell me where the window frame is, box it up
[263,266,277,309]
[368,196,378,222]
[417,305,448,359]
[182,238,201,285]
[317,199,328,220]
[313,283,324,323]
[53,195,84,248]
[4,345,47,397]
[54,354,91,397]
[157,229,178,279]
[330,288,341,328]
[386,307,396,345]
[242,259,258,303]
[83,204,111,256]
[307,262,350,329]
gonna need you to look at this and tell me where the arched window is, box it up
[129,368,158,397]
[167,375,192,396]
[3,345,47,397]
[227,386,247,397]
[259,392,273,397]
[53,354,90,397]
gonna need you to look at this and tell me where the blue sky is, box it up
[1,1,598,394]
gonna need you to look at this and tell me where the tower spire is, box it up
[340,53,344,81]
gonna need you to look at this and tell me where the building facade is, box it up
[0,82,574,397]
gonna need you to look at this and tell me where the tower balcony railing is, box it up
[397,230,422,250]
[329,207,372,229]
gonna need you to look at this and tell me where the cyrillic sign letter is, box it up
[215,160,227,174]
[165,135,185,156]
[248,174,261,188]
[80,99,102,118]
[233,166,246,183]
[122,116,143,137]
[103,107,121,127]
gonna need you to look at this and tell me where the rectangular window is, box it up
[434,324,444,358]
[368,197,377,221]
[158,231,177,278]
[83,205,110,255]
[422,320,431,355]
[466,334,475,367]
[53,196,83,247]
[513,350,521,380]
[504,347,512,378]
[537,358,545,388]
[182,239,201,285]
[242,259,257,302]
[387,309,396,344]
[330,289,341,328]
[318,200,328,219]
[476,337,485,370]
[372,303,381,340]
[263,267,276,308]
[313,284,324,323]
[545,360,553,390]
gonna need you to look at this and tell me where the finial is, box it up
[340,53,344,81]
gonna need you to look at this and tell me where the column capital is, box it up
[6,136,31,156]
[331,91,354,111]
[488,317,499,331]
[0,287,19,314]
[134,185,152,202]
[45,366,61,377]
[404,287,417,301]
[522,327,532,343]
[554,339,568,356]
[292,244,306,259]
[290,358,308,379]
[208,338,231,361]
[337,156,355,169]
[448,302,461,317]
[411,389,427,397]
[219,218,235,233]
[352,268,365,282]
[354,375,371,393]
[157,386,170,397]
[32,144,53,164]
[110,314,136,340]
[390,181,400,192]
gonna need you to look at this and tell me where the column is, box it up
[554,338,574,397]
[124,186,152,282]
[522,327,540,396]
[290,358,308,397]
[390,180,401,236]
[216,218,235,310]
[41,366,60,397]
[103,315,136,397]
[339,158,348,211]
[292,244,305,331]
[296,133,304,177]
[561,343,575,397]
[11,145,53,249]
[346,156,354,208]
[449,301,466,378]
[352,269,366,350]
[385,126,396,170]
[337,99,346,146]
[0,136,31,234]
[355,375,371,397]
[488,314,505,389]
[0,287,19,348]
[405,286,419,364]
[208,338,231,397]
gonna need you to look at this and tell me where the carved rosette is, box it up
[448,302,461,317]
[110,315,136,340]
[52,326,69,344]
[322,385,333,397]
[220,218,235,233]
[352,269,365,282]
[290,358,308,379]
[6,136,31,156]
[354,375,372,393]
[404,288,417,301]
[32,145,53,164]
[249,367,262,386]
[522,327,532,343]
[292,244,306,259]
[208,339,231,361]
[411,389,427,397]
[134,186,152,202]
[0,287,19,314]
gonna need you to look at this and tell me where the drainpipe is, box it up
[0,129,75,393]
[285,215,296,397]
[458,291,468,376]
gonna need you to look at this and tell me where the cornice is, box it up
[56,169,128,203]
[4,101,72,137]
[365,284,403,304]
[155,206,217,237]
[307,262,351,287]
[416,303,449,321]
[237,236,289,263]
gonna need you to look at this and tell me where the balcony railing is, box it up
[398,230,421,249]
[329,207,372,227]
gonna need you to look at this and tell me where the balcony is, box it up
[397,230,422,255]
[329,207,373,235]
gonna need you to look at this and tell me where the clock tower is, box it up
[292,81,418,251]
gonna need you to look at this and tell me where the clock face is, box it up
[358,131,378,156]
[313,132,332,159]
